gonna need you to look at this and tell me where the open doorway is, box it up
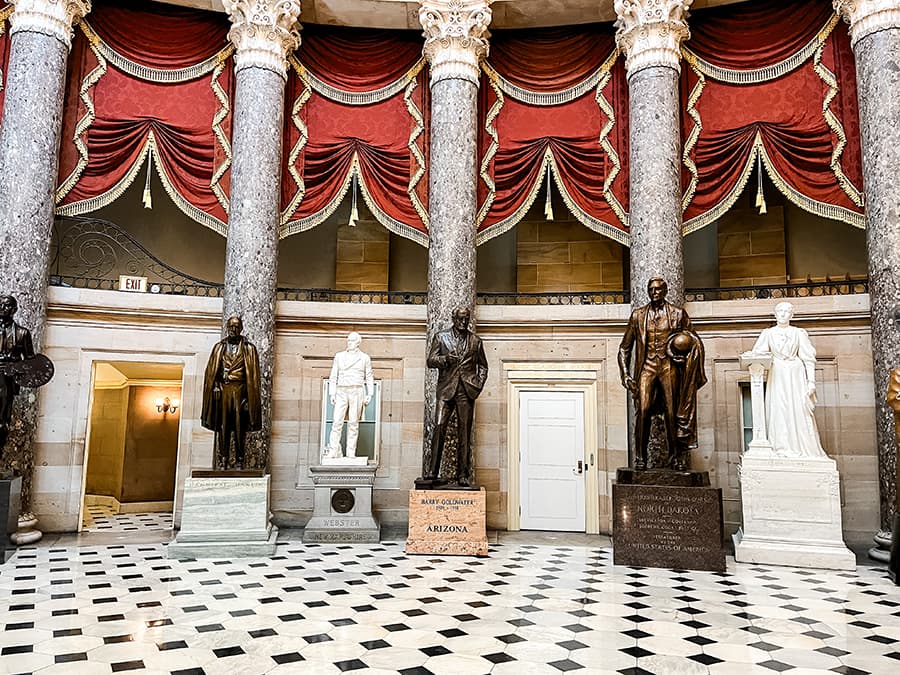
[81,361,184,533]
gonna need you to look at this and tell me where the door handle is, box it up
[573,460,583,475]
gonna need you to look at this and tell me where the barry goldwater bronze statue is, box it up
[420,307,488,489]
[201,316,262,470]
[618,278,707,471]
[0,295,54,458]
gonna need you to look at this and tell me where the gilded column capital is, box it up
[9,0,91,48]
[834,0,900,47]
[614,0,692,78]
[418,0,493,87]
[223,0,302,78]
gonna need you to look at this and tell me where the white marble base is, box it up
[304,465,379,543]
[321,455,368,466]
[168,475,277,559]
[734,455,855,570]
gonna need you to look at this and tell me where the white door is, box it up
[519,391,586,531]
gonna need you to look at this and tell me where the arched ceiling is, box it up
[157,0,746,30]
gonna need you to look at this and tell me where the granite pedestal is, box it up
[303,465,380,543]
[734,455,856,571]
[168,473,277,559]
[1,475,21,563]
[613,470,725,572]
[406,488,488,556]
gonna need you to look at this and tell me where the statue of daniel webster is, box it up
[618,278,707,471]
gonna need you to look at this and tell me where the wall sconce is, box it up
[155,397,179,414]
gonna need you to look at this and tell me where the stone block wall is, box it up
[717,206,788,287]
[334,220,390,291]
[34,287,878,547]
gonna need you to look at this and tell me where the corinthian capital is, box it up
[9,0,91,48]
[834,0,900,47]
[419,0,493,86]
[614,0,692,78]
[223,0,302,78]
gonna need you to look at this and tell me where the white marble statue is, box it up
[326,332,374,459]
[750,302,826,458]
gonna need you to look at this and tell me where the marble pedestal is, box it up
[734,455,855,570]
[1,475,21,563]
[168,474,277,559]
[406,488,488,556]
[321,456,368,467]
[303,465,380,543]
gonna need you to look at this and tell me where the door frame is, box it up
[505,362,602,534]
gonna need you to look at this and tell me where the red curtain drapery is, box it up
[0,4,12,123]
[281,25,428,245]
[56,1,234,233]
[681,0,863,231]
[477,25,629,245]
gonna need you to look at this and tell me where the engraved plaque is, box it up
[331,488,355,514]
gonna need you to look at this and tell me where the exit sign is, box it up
[119,275,148,292]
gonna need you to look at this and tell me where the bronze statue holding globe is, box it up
[618,278,707,472]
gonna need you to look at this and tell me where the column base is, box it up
[11,512,42,545]
[868,528,892,563]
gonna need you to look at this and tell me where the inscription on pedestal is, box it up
[406,488,488,556]
[303,465,380,544]
[613,483,724,572]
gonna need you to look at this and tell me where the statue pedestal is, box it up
[406,488,488,556]
[168,473,277,559]
[1,475,21,563]
[613,471,725,572]
[303,465,380,543]
[321,455,368,467]
[734,454,855,570]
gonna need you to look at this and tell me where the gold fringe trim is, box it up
[476,69,503,227]
[681,58,705,213]
[280,56,310,225]
[279,154,429,246]
[0,5,13,104]
[812,37,864,208]
[682,14,840,84]
[483,54,612,106]
[758,140,864,229]
[56,134,227,234]
[404,73,429,232]
[210,46,235,213]
[594,50,628,228]
[56,33,107,203]
[305,58,425,105]
[80,19,229,83]
[683,132,865,234]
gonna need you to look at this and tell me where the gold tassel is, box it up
[142,149,153,209]
[755,151,767,215]
[348,173,359,227]
[543,168,554,221]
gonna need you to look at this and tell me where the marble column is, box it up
[614,0,692,306]
[418,1,493,481]
[0,0,91,541]
[221,0,301,470]
[833,0,900,559]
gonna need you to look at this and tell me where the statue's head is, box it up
[347,332,361,350]
[452,306,470,332]
[225,315,243,338]
[774,302,794,326]
[0,295,18,319]
[647,277,667,304]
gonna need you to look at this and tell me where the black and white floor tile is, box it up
[83,506,173,534]
[1,537,897,674]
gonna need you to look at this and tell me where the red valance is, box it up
[0,4,12,123]
[281,28,428,245]
[56,3,233,233]
[478,25,629,245]
[681,0,863,232]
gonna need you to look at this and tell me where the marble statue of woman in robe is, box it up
[751,302,826,458]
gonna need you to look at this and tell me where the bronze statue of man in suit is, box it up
[618,278,706,471]
[201,316,262,470]
[425,307,488,488]
[0,295,35,452]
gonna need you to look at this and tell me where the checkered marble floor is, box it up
[1,537,897,675]
[83,505,173,534]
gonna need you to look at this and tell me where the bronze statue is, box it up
[201,316,262,470]
[888,367,900,584]
[618,278,707,471]
[423,307,488,488]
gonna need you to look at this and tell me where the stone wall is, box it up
[334,220,390,291]
[84,387,128,499]
[34,287,878,546]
